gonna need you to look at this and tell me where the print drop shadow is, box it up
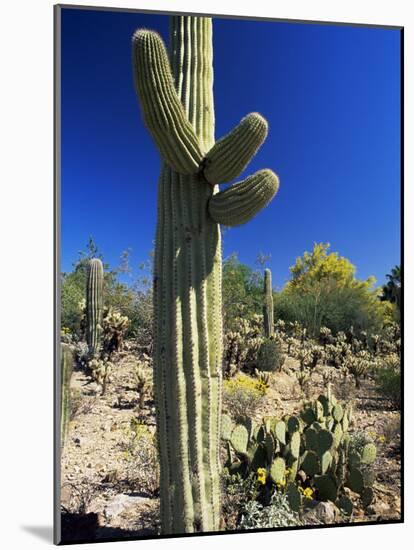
[60,510,158,543]
[20,525,53,543]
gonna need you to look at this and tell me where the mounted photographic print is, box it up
[54,4,403,545]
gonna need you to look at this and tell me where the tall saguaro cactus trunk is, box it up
[60,344,73,448]
[132,16,280,534]
[263,268,274,337]
[86,258,104,357]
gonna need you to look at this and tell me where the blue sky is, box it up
[60,8,401,290]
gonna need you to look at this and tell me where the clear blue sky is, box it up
[60,8,401,290]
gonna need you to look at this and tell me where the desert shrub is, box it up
[256,337,285,372]
[70,390,97,420]
[121,418,159,496]
[221,473,258,530]
[61,479,102,515]
[381,417,401,446]
[238,491,302,530]
[275,281,385,338]
[61,273,85,337]
[376,366,401,409]
[332,368,357,402]
[222,253,263,332]
[130,289,153,352]
[223,374,265,422]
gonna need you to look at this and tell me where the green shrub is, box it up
[256,337,285,372]
[376,366,401,409]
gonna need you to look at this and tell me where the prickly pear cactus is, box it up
[86,258,104,357]
[132,16,279,534]
[60,344,73,448]
[263,268,274,337]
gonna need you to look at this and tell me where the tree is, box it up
[222,253,263,330]
[381,265,401,308]
[277,243,386,336]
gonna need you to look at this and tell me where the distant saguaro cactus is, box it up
[60,344,73,448]
[263,268,274,337]
[132,16,279,533]
[86,258,103,356]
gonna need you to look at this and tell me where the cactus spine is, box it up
[263,268,274,337]
[60,344,73,448]
[132,16,279,534]
[86,258,103,357]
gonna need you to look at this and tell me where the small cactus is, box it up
[86,258,104,357]
[89,357,113,395]
[134,361,151,409]
[263,268,274,337]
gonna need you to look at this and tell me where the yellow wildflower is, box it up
[303,487,313,499]
[256,468,267,485]
[378,435,386,443]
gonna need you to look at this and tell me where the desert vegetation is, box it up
[60,239,401,541]
[59,12,401,544]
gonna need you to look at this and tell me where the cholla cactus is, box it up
[263,268,274,337]
[254,368,271,388]
[89,357,113,395]
[296,369,311,394]
[286,336,296,355]
[344,353,371,388]
[319,326,332,348]
[132,16,279,533]
[86,258,104,357]
[134,362,151,409]
[308,344,324,369]
[296,346,312,371]
[223,316,263,377]
[275,319,286,333]
[370,334,380,354]
[287,320,303,339]
[102,308,129,357]
[336,331,347,345]
[322,369,334,386]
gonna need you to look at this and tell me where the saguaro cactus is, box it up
[132,16,279,534]
[263,268,274,337]
[86,258,103,356]
[60,344,73,448]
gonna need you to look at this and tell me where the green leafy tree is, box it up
[381,265,401,313]
[277,243,387,336]
[222,253,263,331]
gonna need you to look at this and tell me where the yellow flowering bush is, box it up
[224,373,266,396]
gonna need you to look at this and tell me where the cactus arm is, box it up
[203,113,268,184]
[132,29,204,174]
[208,169,279,226]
